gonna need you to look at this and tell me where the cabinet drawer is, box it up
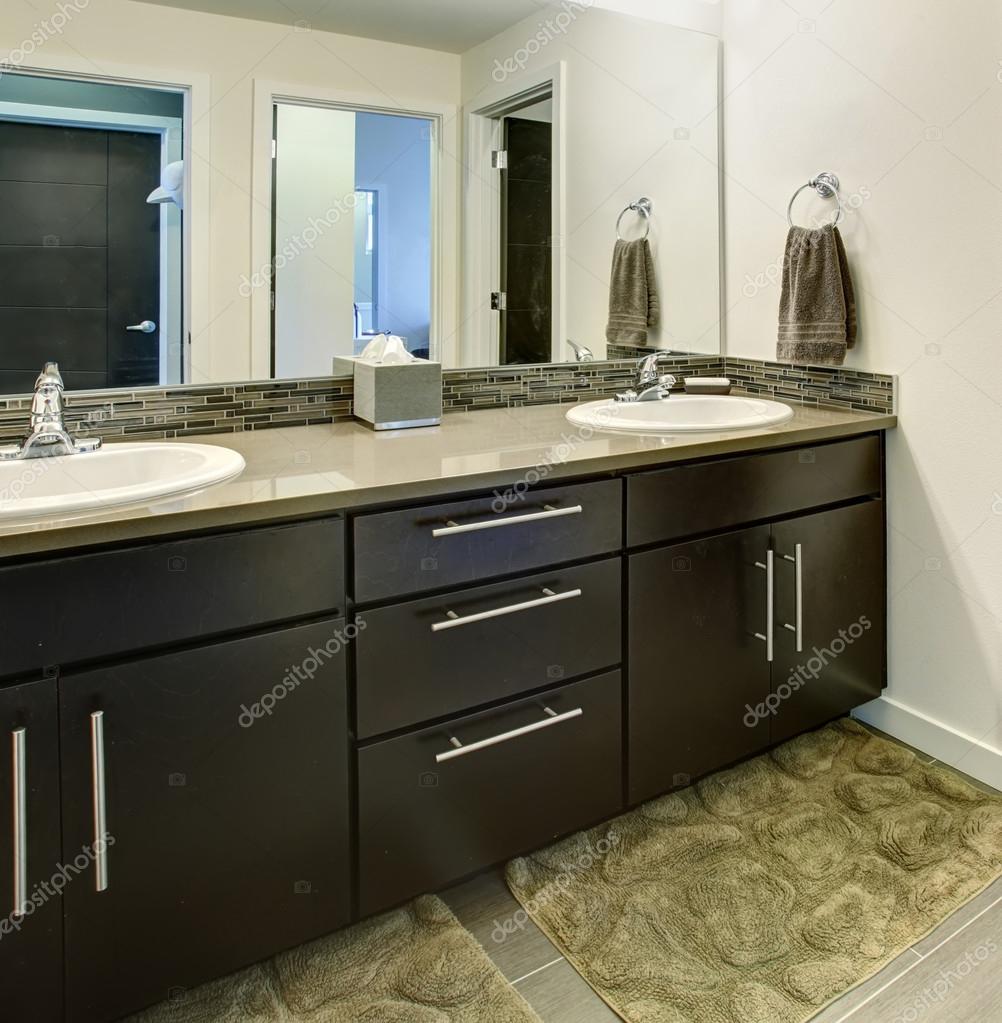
[358,670,622,916]
[352,478,622,602]
[0,517,344,678]
[627,435,881,547]
[355,558,622,738]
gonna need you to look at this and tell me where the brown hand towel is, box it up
[777,224,857,366]
[606,238,660,345]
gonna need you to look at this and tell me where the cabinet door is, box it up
[628,526,772,804]
[771,500,885,743]
[59,620,351,1023]
[0,679,62,1023]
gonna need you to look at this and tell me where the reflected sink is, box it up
[566,394,795,434]
[0,442,246,521]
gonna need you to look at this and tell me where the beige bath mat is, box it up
[129,894,540,1022]
[507,719,1002,1023]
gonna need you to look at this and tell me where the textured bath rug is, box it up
[506,719,1002,1023]
[129,894,540,1022]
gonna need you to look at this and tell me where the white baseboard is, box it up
[854,696,1002,791]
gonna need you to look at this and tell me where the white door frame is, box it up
[462,62,566,367]
[251,79,458,379]
[0,57,211,387]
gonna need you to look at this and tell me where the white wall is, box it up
[462,6,721,360]
[593,0,721,36]
[0,0,461,382]
[720,0,1002,783]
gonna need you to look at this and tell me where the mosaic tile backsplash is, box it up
[0,355,894,445]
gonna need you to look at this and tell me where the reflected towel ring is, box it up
[787,172,843,228]
[616,197,653,241]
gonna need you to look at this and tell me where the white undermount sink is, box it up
[566,394,795,434]
[0,442,246,522]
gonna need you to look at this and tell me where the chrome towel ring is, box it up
[616,197,653,240]
[787,172,843,228]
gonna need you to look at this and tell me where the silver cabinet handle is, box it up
[126,320,157,333]
[90,712,109,893]
[431,586,582,632]
[431,504,582,538]
[11,728,26,920]
[754,550,775,662]
[783,543,804,652]
[436,705,583,763]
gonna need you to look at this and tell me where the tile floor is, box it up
[440,725,1002,1023]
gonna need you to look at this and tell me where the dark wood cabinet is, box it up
[58,621,352,1023]
[358,670,623,917]
[771,500,885,742]
[0,678,63,1023]
[628,527,773,804]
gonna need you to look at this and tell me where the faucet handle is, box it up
[35,362,65,391]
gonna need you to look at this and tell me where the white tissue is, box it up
[358,333,418,365]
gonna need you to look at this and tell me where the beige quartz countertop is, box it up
[0,399,896,558]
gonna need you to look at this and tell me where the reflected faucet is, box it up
[0,363,102,460]
[567,339,594,363]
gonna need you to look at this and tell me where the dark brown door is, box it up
[0,678,63,1023]
[770,500,886,743]
[58,621,352,1023]
[0,121,161,391]
[499,115,552,364]
[628,525,773,804]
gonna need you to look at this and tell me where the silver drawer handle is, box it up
[90,712,109,893]
[12,728,27,920]
[754,550,775,663]
[783,543,804,652]
[431,504,583,538]
[431,586,582,632]
[435,705,583,763]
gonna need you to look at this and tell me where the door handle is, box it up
[782,543,804,652]
[11,728,27,919]
[126,320,157,334]
[754,550,775,663]
[90,711,109,893]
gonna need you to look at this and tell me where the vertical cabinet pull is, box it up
[11,728,27,920]
[783,543,804,652]
[90,711,109,893]
[754,550,775,662]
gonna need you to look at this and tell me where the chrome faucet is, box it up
[616,352,677,403]
[0,363,102,460]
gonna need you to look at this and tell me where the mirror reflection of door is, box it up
[0,122,162,391]
[498,101,552,365]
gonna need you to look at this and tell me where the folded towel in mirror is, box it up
[606,238,660,345]
[777,224,856,366]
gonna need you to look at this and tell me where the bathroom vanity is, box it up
[0,407,891,1022]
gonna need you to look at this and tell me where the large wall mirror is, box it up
[0,2,720,395]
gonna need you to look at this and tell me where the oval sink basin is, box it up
[566,394,795,434]
[0,442,246,521]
